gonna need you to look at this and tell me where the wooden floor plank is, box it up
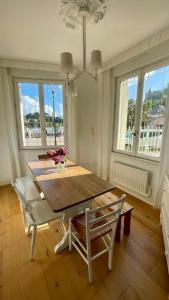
[118,286,142,300]
[114,245,168,300]
[1,245,22,300]
[0,185,168,300]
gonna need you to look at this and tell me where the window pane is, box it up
[43,84,64,146]
[138,66,169,158]
[117,76,138,152]
[18,82,41,147]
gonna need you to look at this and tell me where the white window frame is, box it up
[14,78,67,150]
[113,59,169,162]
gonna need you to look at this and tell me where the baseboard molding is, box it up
[0,180,11,187]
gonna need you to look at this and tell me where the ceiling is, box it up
[1,0,169,67]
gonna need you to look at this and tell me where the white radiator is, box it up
[112,161,150,196]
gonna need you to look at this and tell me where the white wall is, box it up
[110,153,159,204]
[76,73,98,173]
[0,100,11,185]
[0,69,11,185]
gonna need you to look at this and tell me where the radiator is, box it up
[112,161,150,196]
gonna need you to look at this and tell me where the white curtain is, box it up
[0,66,20,184]
[154,99,169,207]
[96,70,111,180]
[66,82,78,163]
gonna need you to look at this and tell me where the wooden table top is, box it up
[27,159,115,212]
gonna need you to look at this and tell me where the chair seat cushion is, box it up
[72,211,114,241]
[28,200,62,225]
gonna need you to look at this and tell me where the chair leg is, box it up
[69,218,72,252]
[26,224,31,236]
[30,225,37,261]
[108,229,115,271]
[108,247,113,271]
[87,256,93,283]
[86,240,93,283]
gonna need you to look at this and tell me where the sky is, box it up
[128,65,169,100]
[18,82,64,117]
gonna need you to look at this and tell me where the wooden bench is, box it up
[94,192,134,242]
[115,201,134,242]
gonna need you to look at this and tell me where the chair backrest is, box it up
[85,194,126,240]
[15,180,35,222]
[16,176,40,201]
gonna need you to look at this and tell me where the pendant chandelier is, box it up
[59,0,109,85]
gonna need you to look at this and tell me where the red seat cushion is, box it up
[71,211,114,242]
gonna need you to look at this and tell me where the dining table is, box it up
[27,159,115,253]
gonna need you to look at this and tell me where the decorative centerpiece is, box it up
[47,147,69,170]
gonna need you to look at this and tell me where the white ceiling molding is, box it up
[113,40,169,77]
[0,58,79,78]
[103,26,169,71]
[0,58,61,72]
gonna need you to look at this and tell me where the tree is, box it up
[127,102,136,129]
[142,101,152,127]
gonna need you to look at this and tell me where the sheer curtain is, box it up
[154,97,169,207]
[0,66,20,184]
[66,82,78,163]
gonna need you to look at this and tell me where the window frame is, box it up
[113,70,141,157]
[14,78,67,150]
[113,60,169,162]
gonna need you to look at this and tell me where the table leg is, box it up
[124,211,131,235]
[115,217,121,242]
[54,230,69,253]
[54,200,92,253]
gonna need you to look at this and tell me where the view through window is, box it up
[17,81,65,148]
[138,66,169,157]
[115,64,169,159]
[117,76,138,152]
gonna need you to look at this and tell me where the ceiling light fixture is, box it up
[59,0,109,85]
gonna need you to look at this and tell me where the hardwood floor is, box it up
[0,185,168,300]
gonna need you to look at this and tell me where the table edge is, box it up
[51,186,115,213]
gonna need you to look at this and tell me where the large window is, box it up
[114,63,169,160]
[15,79,66,149]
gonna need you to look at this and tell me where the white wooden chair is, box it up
[69,194,126,283]
[16,176,45,202]
[15,178,65,260]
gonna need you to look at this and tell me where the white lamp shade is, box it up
[61,52,73,73]
[90,50,102,70]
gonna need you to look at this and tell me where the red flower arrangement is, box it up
[47,147,69,165]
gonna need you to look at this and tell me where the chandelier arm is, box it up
[85,70,97,81]
[82,16,86,71]
[67,70,84,85]
[67,69,97,85]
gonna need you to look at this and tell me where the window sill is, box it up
[19,145,66,151]
[111,151,160,165]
